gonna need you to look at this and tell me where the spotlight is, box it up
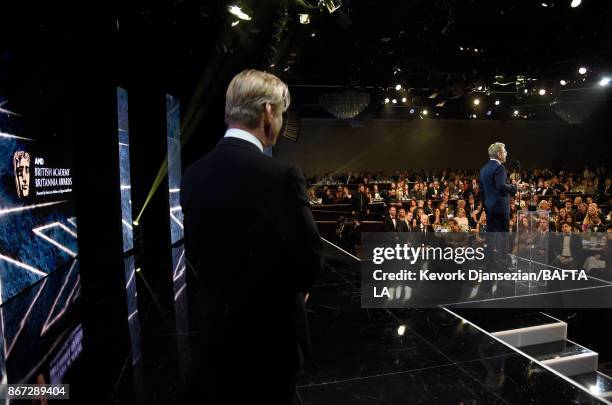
[401,97,407,103]
[459,46,464,51]
[321,0,342,13]
[409,108,415,114]
[523,89,529,94]
[384,98,390,104]
[541,2,549,6]
[471,114,477,119]
[133,220,139,226]
[578,66,587,75]
[570,0,581,7]
[422,109,429,115]
[392,99,397,104]
[395,84,402,90]
[486,110,492,116]
[560,79,567,86]
[136,267,141,273]
[397,325,406,336]
[477,86,483,91]
[513,110,519,116]
[228,5,251,20]
[299,13,310,24]
[231,20,240,27]
[599,77,611,86]
[311,32,316,37]
[473,98,480,105]
[538,89,546,95]
[474,48,479,53]
[494,99,500,105]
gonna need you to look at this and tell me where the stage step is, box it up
[447,309,610,402]
[489,312,567,347]
[572,371,612,399]
[520,340,599,376]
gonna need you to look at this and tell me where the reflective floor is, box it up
[0,242,609,404]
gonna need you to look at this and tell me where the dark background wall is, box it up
[274,118,611,174]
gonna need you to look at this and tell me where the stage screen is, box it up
[117,87,134,253]
[166,94,183,244]
[0,101,78,305]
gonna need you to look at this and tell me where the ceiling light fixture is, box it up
[228,5,251,20]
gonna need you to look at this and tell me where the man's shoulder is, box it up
[183,143,297,183]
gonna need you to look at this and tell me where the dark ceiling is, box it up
[2,0,611,126]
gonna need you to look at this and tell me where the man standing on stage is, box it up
[181,69,322,404]
[478,143,519,298]
[479,142,518,232]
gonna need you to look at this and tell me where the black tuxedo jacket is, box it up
[397,219,413,232]
[384,216,399,232]
[416,224,435,232]
[426,186,443,199]
[536,187,553,196]
[180,137,323,375]
[351,192,369,212]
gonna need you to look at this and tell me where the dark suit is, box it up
[479,159,517,292]
[180,137,323,404]
[351,192,369,220]
[550,232,583,268]
[384,216,399,232]
[536,187,553,197]
[479,159,517,232]
[397,218,413,232]
[426,186,443,199]
[416,223,434,232]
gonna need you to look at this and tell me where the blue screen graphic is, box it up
[117,87,134,253]
[166,94,183,244]
[0,100,78,305]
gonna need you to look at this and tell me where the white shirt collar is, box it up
[489,158,502,165]
[224,128,264,153]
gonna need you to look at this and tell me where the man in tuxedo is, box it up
[397,208,414,232]
[466,196,478,228]
[417,214,434,232]
[384,206,399,232]
[351,184,369,220]
[479,142,518,232]
[426,180,443,199]
[345,171,355,184]
[535,180,553,197]
[180,70,323,405]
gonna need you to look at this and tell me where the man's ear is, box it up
[264,103,273,121]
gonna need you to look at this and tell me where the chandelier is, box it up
[319,90,370,120]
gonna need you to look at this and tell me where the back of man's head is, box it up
[225,69,290,128]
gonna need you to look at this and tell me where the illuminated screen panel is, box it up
[0,101,78,305]
[117,87,134,253]
[166,94,183,244]
[0,258,81,385]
